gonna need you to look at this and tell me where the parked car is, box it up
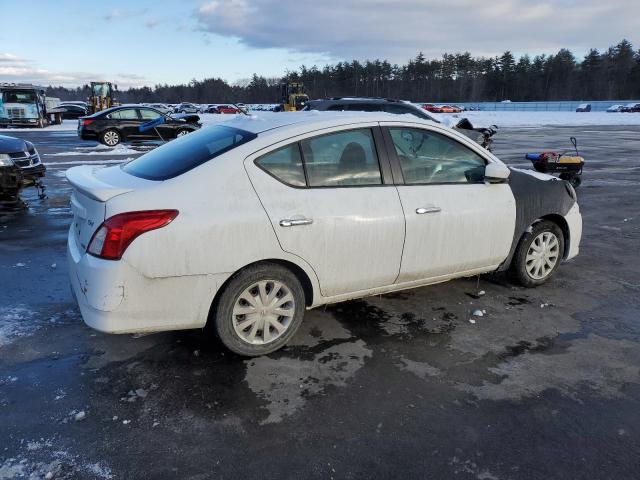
[59,104,88,119]
[606,104,625,112]
[146,103,172,115]
[217,105,240,114]
[0,148,23,201]
[438,105,462,113]
[305,98,438,121]
[78,106,200,146]
[576,103,591,112]
[60,101,88,108]
[174,102,200,114]
[200,104,217,113]
[422,104,444,113]
[0,134,45,186]
[622,103,640,112]
[66,112,582,356]
[305,98,495,149]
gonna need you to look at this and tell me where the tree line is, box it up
[46,39,640,104]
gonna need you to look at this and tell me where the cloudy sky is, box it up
[0,0,637,88]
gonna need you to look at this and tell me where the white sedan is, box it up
[67,112,582,356]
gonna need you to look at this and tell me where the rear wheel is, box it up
[101,129,121,147]
[212,264,305,356]
[510,220,564,287]
[560,173,582,188]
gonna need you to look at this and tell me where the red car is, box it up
[422,103,443,113]
[440,105,464,113]
[216,105,240,114]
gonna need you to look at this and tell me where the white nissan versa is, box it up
[67,112,582,356]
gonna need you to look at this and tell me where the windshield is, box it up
[92,83,111,96]
[2,90,37,104]
[122,125,257,180]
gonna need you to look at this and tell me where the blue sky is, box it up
[1,0,638,88]
[0,0,334,88]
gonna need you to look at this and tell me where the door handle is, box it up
[279,218,313,227]
[416,207,441,214]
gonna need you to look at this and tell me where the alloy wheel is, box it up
[232,280,296,345]
[103,130,119,146]
[525,231,560,280]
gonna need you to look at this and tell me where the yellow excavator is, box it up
[88,81,118,114]
[278,82,308,112]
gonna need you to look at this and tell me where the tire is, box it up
[510,220,565,287]
[212,263,305,356]
[101,129,121,147]
[560,173,582,188]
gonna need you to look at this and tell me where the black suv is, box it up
[303,98,439,122]
[304,97,497,151]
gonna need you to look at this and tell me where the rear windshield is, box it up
[122,125,257,180]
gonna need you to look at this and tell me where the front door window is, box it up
[389,128,486,184]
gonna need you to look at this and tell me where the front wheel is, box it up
[510,220,564,287]
[212,264,305,356]
[101,129,121,147]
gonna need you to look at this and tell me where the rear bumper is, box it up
[67,228,228,334]
[78,130,99,141]
[565,203,582,260]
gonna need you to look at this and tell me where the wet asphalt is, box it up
[0,125,639,479]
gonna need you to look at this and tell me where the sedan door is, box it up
[245,125,405,298]
[107,108,143,139]
[138,108,170,140]
[382,123,515,282]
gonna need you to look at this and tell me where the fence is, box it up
[442,100,640,112]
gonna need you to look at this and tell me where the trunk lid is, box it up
[66,165,135,252]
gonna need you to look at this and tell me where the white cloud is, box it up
[0,53,147,88]
[193,0,640,61]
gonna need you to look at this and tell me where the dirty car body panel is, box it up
[65,112,582,337]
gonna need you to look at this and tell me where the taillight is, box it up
[87,210,178,260]
[81,119,94,126]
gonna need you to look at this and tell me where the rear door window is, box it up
[108,109,139,120]
[301,129,382,187]
[123,125,257,180]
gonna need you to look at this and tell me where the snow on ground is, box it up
[47,158,133,167]
[44,144,144,157]
[8,110,640,137]
[446,111,640,128]
[0,306,38,347]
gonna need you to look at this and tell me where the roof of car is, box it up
[308,97,411,105]
[222,111,439,134]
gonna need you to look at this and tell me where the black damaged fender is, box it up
[498,168,576,271]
